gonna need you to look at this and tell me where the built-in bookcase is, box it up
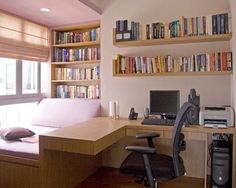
[51,21,100,99]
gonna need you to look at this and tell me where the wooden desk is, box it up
[39,117,236,188]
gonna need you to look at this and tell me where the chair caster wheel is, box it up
[135,176,144,184]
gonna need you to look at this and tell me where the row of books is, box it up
[54,47,100,62]
[162,13,230,39]
[114,52,232,74]
[53,28,100,44]
[115,13,231,41]
[55,66,100,81]
[56,85,100,99]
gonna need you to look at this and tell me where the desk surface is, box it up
[39,117,236,155]
[39,117,236,188]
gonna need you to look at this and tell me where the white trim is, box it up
[0,95,45,106]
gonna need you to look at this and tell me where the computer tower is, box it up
[211,137,231,188]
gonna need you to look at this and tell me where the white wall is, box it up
[100,0,231,117]
[230,0,236,118]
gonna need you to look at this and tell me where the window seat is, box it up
[0,98,101,188]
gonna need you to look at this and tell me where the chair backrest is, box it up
[172,102,195,177]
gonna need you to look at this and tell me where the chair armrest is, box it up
[136,132,160,139]
[125,146,156,154]
[136,132,160,148]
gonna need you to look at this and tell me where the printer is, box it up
[199,106,235,128]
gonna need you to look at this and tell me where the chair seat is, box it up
[120,152,176,181]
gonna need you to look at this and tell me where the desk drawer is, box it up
[184,132,206,141]
[126,128,164,138]
[163,131,206,141]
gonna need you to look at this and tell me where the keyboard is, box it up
[141,118,175,126]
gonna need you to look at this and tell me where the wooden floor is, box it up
[76,167,204,188]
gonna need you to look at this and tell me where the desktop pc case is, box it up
[211,137,231,188]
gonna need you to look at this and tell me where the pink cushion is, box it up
[31,98,101,128]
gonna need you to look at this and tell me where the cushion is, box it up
[0,127,35,140]
[31,98,101,128]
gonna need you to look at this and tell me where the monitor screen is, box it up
[150,90,180,116]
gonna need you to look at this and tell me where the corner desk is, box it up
[39,117,236,188]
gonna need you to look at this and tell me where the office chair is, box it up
[120,102,195,188]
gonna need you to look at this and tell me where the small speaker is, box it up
[143,107,149,119]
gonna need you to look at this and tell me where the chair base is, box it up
[135,176,161,188]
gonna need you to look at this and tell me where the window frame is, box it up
[0,59,46,105]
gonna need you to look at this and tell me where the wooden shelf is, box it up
[51,60,100,65]
[113,29,232,47]
[51,79,100,85]
[52,21,100,31]
[52,41,100,48]
[113,71,232,77]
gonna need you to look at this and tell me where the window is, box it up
[0,11,49,128]
[41,63,48,94]
[0,57,48,105]
[22,60,38,94]
[0,58,16,95]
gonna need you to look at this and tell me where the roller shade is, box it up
[0,11,49,62]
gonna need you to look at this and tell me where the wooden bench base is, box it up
[0,155,39,188]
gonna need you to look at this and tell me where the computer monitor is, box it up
[150,90,180,118]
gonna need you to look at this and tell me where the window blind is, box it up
[0,11,49,62]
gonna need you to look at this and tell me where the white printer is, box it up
[199,106,235,128]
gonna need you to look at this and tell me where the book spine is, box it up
[216,14,221,34]
[203,16,206,35]
[220,14,225,34]
[217,52,221,71]
[146,24,150,40]
[212,15,217,35]
[224,13,229,34]
[227,52,232,71]
[180,16,185,37]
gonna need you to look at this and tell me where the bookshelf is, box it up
[51,21,100,99]
[52,41,100,48]
[112,50,233,77]
[113,28,232,47]
[51,60,100,65]
[113,70,232,77]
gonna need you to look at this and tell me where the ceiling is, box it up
[0,0,101,28]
